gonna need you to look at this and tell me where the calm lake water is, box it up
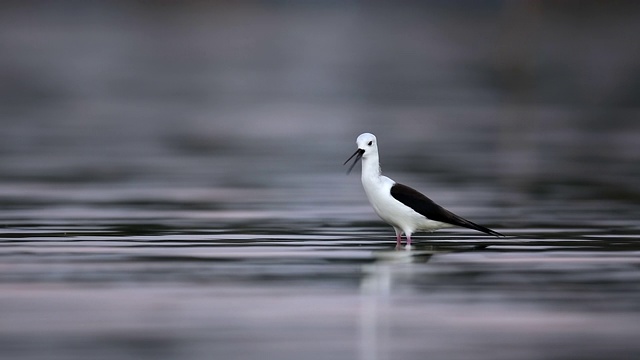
[1,2,640,360]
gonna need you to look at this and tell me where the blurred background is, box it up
[2,1,639,193]
[1,1,640,360]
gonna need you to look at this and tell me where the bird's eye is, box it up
[367,141,373,146]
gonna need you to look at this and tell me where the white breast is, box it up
[362,176,418,230]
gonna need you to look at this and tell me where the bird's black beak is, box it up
[343,148,365,174]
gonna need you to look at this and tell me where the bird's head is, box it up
[344,132,378,174]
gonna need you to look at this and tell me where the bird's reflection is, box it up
[357,243,486,360]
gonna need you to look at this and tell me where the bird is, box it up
[344,132,503,247]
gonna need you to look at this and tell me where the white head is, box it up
[344,132,379,174]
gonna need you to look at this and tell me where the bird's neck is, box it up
[360,155,381,182]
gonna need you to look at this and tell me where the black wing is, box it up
[390,183,504,237]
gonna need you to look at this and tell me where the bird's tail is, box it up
[445,210,505,237]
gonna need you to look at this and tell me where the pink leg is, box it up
[406,234,412,247]
[396,233,402,247]
[394,228,403,247]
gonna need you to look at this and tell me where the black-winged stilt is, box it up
[344,132,503,247]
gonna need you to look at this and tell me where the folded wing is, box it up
[390,183,504,237]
